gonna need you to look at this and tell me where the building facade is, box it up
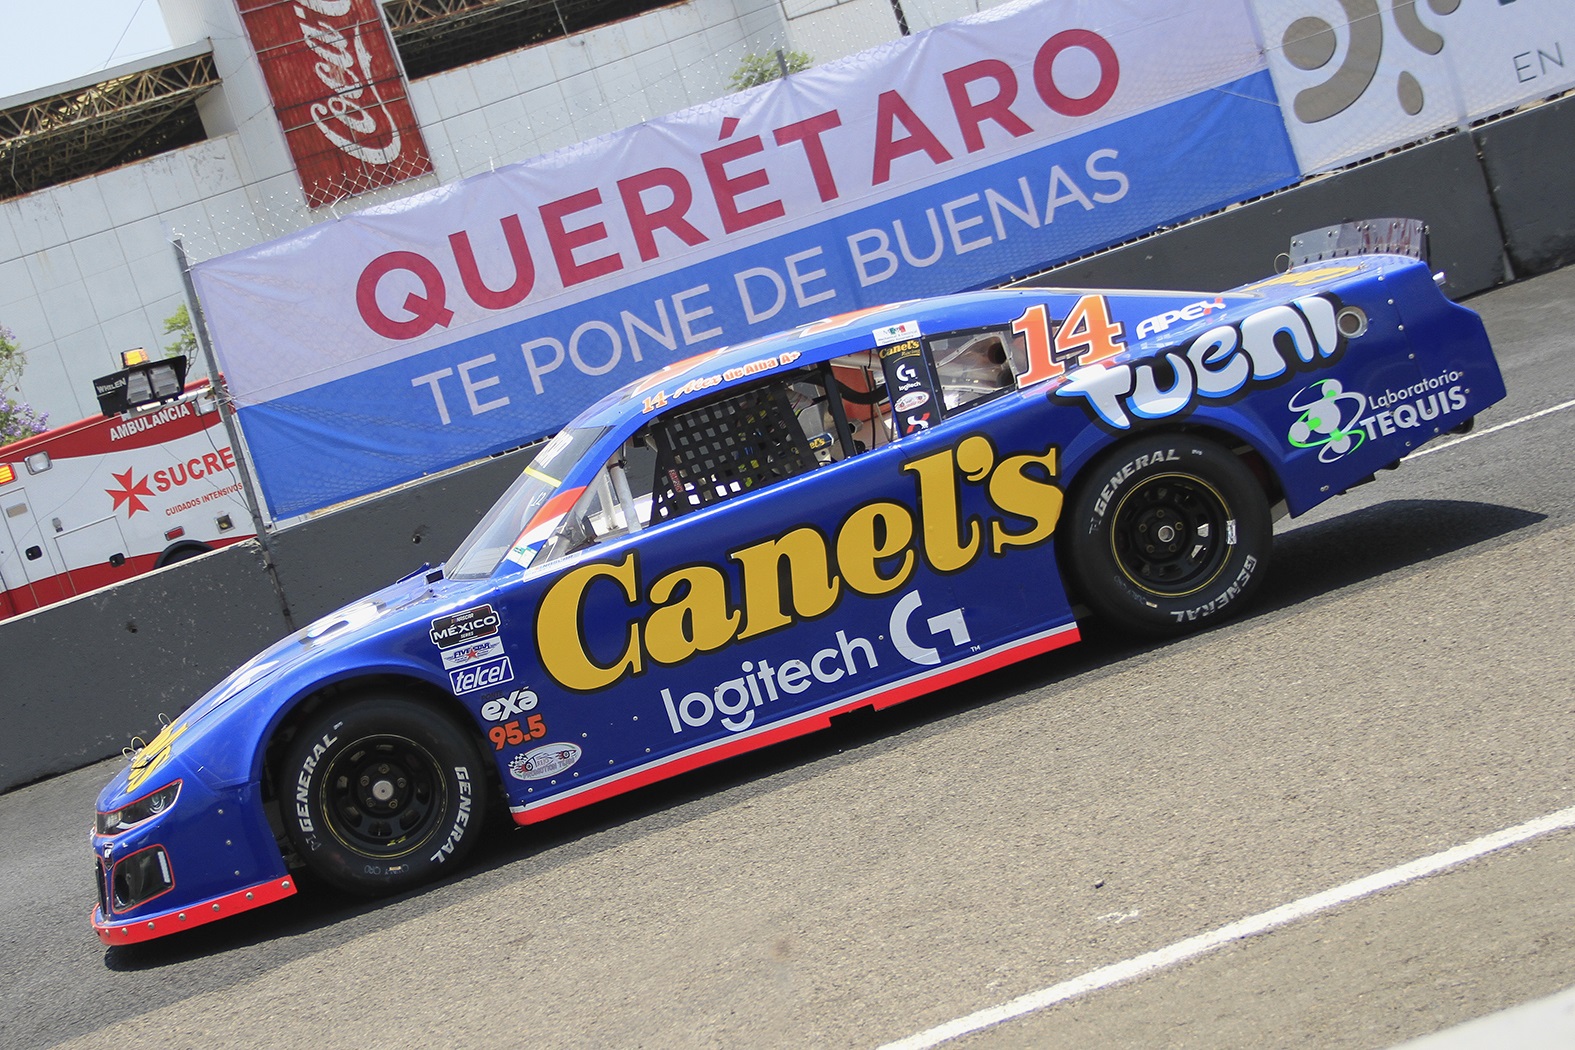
[1,0,978,424]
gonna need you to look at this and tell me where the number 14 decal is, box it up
[1012,295,1126,387]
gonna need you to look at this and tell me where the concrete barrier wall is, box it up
[0,448,530,792]
[1015,132,1507,300]
[2,541,286,790]
[4,94,1572,793]
[265,451,530,628]
[1474,94,1575,278]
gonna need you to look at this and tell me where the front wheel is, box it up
[280,695,488,896]
[1065,434,1271,637]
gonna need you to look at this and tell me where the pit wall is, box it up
[2,93,1571,793]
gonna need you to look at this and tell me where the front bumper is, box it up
[92,874,297,945]
[91,769,293,945]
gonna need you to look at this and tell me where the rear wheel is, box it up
[280,695,488,895]
[1066,434,1271,637]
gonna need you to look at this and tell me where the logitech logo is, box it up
[1280,0,1461,123]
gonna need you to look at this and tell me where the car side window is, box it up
[827,350,895,454]
[928,328,1017,415]
[537,362,876,563]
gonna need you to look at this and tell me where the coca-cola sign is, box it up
[237,0,432,207]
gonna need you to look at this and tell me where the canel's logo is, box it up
[1281,0,1461,123]
[534,433,1064,693]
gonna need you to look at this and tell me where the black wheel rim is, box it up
[1109,473,1233,598]
[320,734,446,859]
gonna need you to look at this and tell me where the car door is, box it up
[488,349,1077,820]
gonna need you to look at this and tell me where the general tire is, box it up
[1066,434,1271,637]
[280,695,488,896]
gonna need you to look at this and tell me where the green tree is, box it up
[0,325,48,445]
[729,50,813,92]
[162,303,198,366]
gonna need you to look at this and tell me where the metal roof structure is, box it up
[0,42,219,201]
[385,0,675,80]
[0,0,677,201]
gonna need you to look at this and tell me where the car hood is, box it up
[101,568,496,804]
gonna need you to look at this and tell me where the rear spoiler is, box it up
[1289,218,1428,267]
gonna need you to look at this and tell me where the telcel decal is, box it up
[534,434,1062,692]
[1055,296,1344,430]
[1288,370,1468,463]
[433,603,515,695]
[450,656,514,695]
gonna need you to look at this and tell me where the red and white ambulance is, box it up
[0,379,255,619]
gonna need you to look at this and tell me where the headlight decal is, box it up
[97,781,181,835]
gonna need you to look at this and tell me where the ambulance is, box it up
[0,365,254,620]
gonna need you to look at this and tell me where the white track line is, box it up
[878,397,1575,1050]
[1407,397,1575,459]
[879,805,1575,1050]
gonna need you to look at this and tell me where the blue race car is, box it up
[92,221,1505,943]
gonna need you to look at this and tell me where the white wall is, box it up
[4,0,912,426]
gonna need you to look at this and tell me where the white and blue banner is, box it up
[194,0,1298,519]
[1255,0,1575,174]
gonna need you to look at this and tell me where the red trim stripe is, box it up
[93,875,297,945]
[4,534,251,619]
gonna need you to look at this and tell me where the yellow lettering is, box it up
[901,446,981,573]
[531,433,1066,692]
[987,448,1062,553]
[836,501,916,596]
[536,554,643,690]
[731,528,841,640]
[645,564,741,664]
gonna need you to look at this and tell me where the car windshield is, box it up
[444,425,610,579]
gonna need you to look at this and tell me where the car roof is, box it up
[571,288,1129,431]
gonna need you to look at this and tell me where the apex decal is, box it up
[534,433,1063,692]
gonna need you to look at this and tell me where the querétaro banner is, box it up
[1256,0,1575,174]
[194,0,1297,520]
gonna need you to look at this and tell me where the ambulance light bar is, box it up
[94,356,188,417]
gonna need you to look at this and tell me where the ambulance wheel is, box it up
[1066,434,1271,637]
[280,695,487,896]
[155,541,211,567]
